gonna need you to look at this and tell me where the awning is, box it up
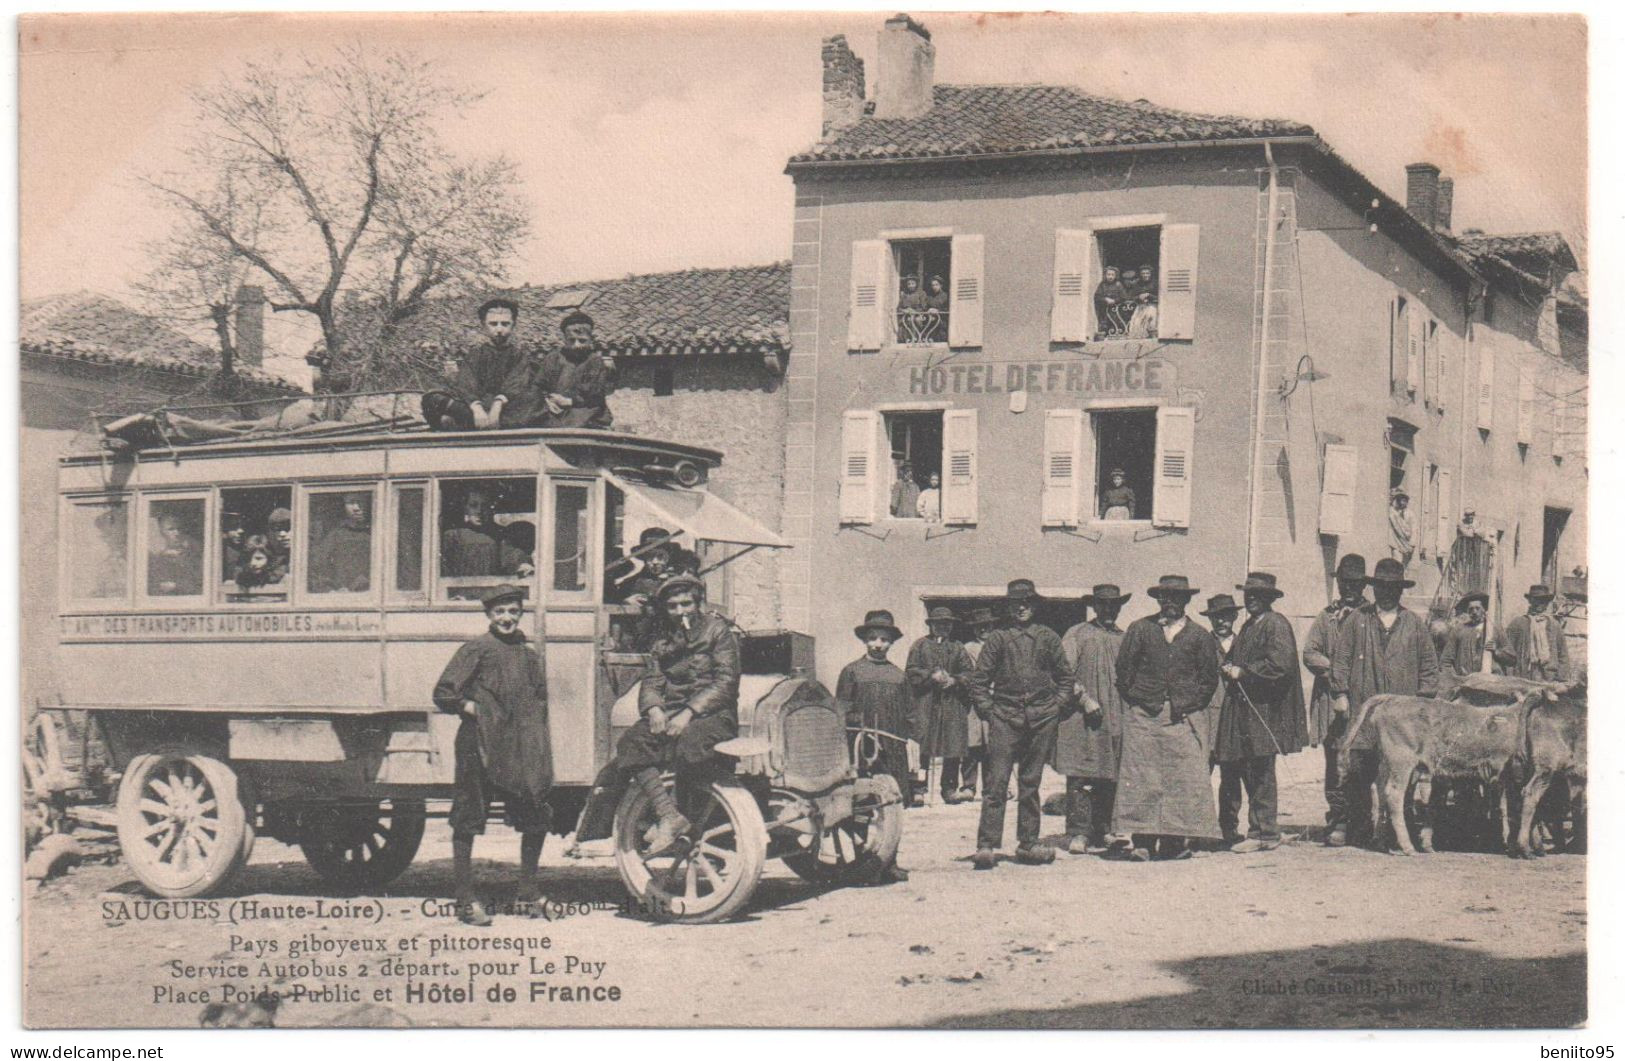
[607,472,788,549]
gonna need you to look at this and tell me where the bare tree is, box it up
[145,45,528,391]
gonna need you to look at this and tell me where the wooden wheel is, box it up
[783,775,903,886]
[23,713,68,844]
[116,744,248,898]
[613,779,766,924]
[299,799,426,891]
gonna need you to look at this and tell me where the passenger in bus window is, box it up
[267,508,293,582]
[310,492,373,593]
[234,537,279,590]
[221,512,246,577]
[148,510,202,596]
[442,488,528,578]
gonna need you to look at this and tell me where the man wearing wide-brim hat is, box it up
[1302,554,1370,845]
[965,580,1074,868]
[1491,583,1571,683]
[1215,573,1308,853]
[838,608,916,818]
[1329,557,1439,848]
[1439,591,1491,696]
[432,584,553,925]
[1112,576,1224,859]
[1053,584,1132,854]
[905,606,977,804]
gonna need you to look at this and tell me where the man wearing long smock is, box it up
[1053,584,1131,855]
[1113,575,1223,860]
[1301,554,1369,846]
[905,606,975,804]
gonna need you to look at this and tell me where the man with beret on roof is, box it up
[1054,584,1132,855]
[1439,591,1491,696]
[1329,557,1439,849]
[522,310,618,429]
[966,579,1073,869]
[1491,584,1571,683]
[1113,575,1223,861]
[1215,573,1308,853]
[590,574,741,857]
[1302,554,1369,846]
[432,584,553,925]
[905,605,975,804]
[422,298,531,432]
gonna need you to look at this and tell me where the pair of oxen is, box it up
[1339,673,1586,858]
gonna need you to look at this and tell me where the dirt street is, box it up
[24,750,1585,1029]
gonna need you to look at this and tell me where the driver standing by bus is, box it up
[590,574,740,854]
[432,584,553,926]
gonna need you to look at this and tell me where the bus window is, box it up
[307,489,375,594]
[438,477,536,601]
[146,498,206,598]
[552,483,591,594]
[220,486,292,602]
[66,498,129,601]
[394,485,426,595]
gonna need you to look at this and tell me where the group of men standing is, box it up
[840,554,1575,869]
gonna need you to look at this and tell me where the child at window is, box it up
[1127,290,1158,339]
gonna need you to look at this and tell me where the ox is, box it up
[1337,691,1536,856]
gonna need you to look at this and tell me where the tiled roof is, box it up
[789,84,1314,166]
[393,263,791,358]
[1452,231,1581,284]
[20,291,304,393]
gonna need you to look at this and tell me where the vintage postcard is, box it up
[18,10,1589,1032]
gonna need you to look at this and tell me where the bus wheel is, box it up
[300,799,426,891]
[783,775,903,887]
[613,779,766,924]
[23,713,68,846]
[116,744,248,899]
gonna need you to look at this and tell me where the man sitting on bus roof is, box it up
[432,584,553,926]
[516,310,618,430]
[589,574,741,855]
[421,298,531,432]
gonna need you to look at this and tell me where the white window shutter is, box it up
[1152,405,1196,528]
[839,410,879,524]
[1477,341,1495,430]
[1406,302,1423,395]
[1319,443,1358,537]
[1390,298,1404,391]
[948,234,984,348]
[942,408,979,526]
[847,240,887,352]
[1050,228,1095,342]
[1158,224,1200,340]
[1421,320,1435,404]
[1436,468,1453,559]
[1517,365,1534,444]
[1433,323,1446,411]
[1041,410,1085,527]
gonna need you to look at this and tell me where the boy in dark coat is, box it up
[523,311,618,429]
[432,584,553,925]
[838,610,916,809]
[422,298,531,431]
[1215,573,1308,852]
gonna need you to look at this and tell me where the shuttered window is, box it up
[1050,229,1095,342]
[1319,443,1358,537]
[1157,224,1200,340]
[839,410,880,524]
[1517,365,1535,444]
[1152,405,1196,528]
[1476,333,1495,430]
[942,409,979,526]
[1041,410,1085,527]
[1406,301,1424,397]
[948,234,984,349]
[1435,468,1453,560]
[847,240,887,352]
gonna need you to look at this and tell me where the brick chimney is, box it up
[821,35,866,136]
[1404,162,1441,231]
[873,14,935,121]
[234,284,265,366]
[1435,177,1454,233]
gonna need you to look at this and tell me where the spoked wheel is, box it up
[23,713,68,843]
[783,775,903,886]
[116,744,248,898]
[299,799,426,891]
[613,779,766,924]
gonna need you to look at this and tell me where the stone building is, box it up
[777,14,1587,683]
[385,262,791,628]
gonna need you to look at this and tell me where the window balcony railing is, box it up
[895,309,948,346]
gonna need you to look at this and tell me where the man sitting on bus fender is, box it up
[432,584,553,926]
[591,574,741,854]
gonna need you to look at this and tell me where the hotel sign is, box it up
[907,357,1173,397]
